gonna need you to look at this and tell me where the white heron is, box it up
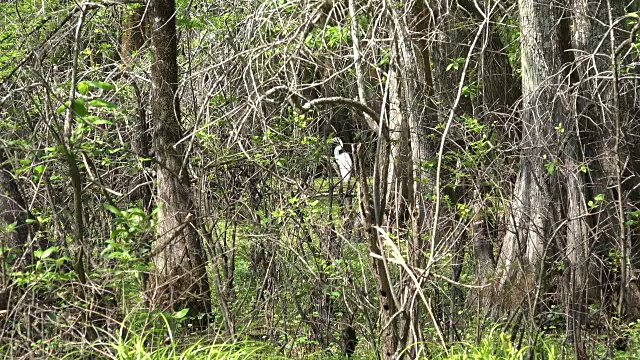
[332,137,353,184]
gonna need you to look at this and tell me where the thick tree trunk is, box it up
[496,0,565,302]
[149,0,211,318]
[569,0,615,340]
[369,1,442,355]
[380,1,441,355]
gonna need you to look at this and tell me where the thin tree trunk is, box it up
[122,4,151,213]
[470,197,495,303]
[64,6,88,286]
[564,142,590,346]
[355,143,401,359]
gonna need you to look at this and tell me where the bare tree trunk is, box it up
[371,1,442,355]
[386,62,412,231]
[355,143,402,359]
[496,0,565,304]
[149,0,211,318]
[122,5,152,214]
[569,0,615,343]
[408,0,437,267]
[604,0,629,323]
[563,133,590,347]
[64,6,88,287]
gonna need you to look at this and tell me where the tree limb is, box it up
[302,96,379,131]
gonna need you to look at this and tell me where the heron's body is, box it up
[332,138,352,183]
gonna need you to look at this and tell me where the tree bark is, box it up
[121,4,146,65]
[149,0,211,318]
[355,143,402,360]
[562,0,609,345]
[496,0,565,301]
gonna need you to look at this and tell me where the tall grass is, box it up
[427,326,560,360]
[56,309,284,360]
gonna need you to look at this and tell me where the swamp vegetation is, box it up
[2,0,640,358]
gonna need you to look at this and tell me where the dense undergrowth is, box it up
[2,0,640,359]
[39,324,640,360]
[7,302,637,360]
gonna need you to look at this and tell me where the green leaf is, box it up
[107,251,123,259]
[38,246,57,259]
[173,308,189,319]
[546,163,554,175]
[103,203,121,216]
[580,164,589,173]
[85,81,115,91]
[2,222,17,233]
[87,99,116,109]
[36,215,51,223]
[77,82,89,95]
[56,256,71,267]
[40,246,57,259]
[72,99,88,117]
[85,115,113,125]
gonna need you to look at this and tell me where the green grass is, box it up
[59,311,286,360]
[51,321,640,360]
[55,320,570,360]
[99,338,274,360]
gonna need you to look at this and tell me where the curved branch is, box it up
[302,96,379,131]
